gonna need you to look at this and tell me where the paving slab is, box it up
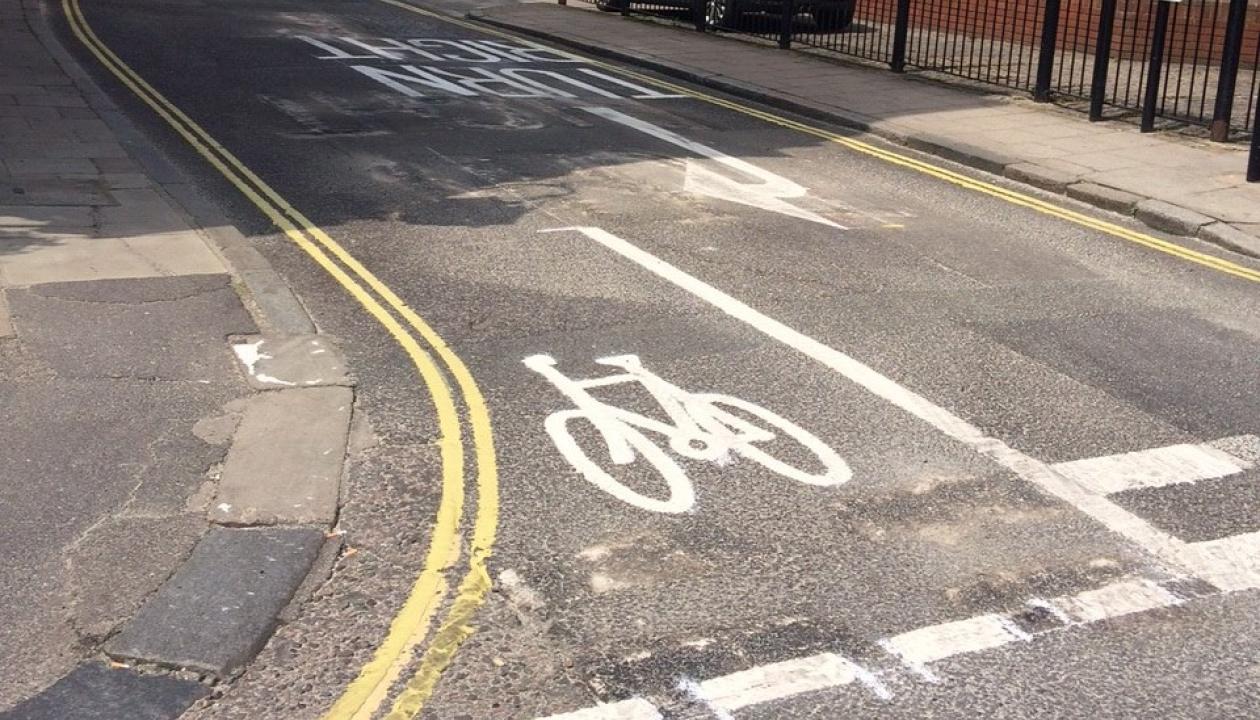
[0,178,110,205]
[104,527,325,677]
[0,663,208,720]
[210,386,353,526]
[0,228,226,286]
[0,205,93,228]
[6,274,254,381]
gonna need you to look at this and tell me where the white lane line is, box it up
[536,698,662,720]
[694,652,889,711]
[581,107,847,229]
[545,226,1248,589]
[879,614,1029,681]
[1051,578,1183,624]
[1051,442,1250,495]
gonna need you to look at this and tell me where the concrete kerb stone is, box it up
[209,385,353,527]
[20,0,353,706]
[1003,162,1080,194]
[471,7,1260,259]
[1198,222,1260,259]
[0,662,209,720]
[104,527,326,677]
[1065,182,1144,215]
[1134,199,1215,237]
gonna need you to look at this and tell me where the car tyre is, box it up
[811,1,855,31]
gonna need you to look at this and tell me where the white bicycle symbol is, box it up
[524,353,852,513]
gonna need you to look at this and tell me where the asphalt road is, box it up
[59,0,1260,718]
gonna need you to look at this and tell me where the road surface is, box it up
[53,0,1260,717]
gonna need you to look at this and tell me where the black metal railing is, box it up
[574,0,1259,179]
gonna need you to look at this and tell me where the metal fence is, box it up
[576,0,1260,180]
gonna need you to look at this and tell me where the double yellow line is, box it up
[61,1,498,718]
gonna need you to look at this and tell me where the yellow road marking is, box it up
[391,0,1260,285]
[62,2,499,719]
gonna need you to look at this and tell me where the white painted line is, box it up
[694,652,884,711]
[582,107,846,229]
[1053,578,1183,623]
[532,573,1224,719]
[678,677,735,720]
[880,614,1028,674]
[1184,531,1260,593]
[546,227,1237,588]
[535,698,661,720]
[1051,443,1248,495]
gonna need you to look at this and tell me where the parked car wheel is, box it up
[706,0,744,28]
[811,1,854,31]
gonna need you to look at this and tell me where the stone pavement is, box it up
[1,1,350,717]
[475,2,1260,256]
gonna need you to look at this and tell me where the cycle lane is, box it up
[61,0,1260,717]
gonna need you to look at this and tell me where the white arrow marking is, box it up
[584,106,846,229]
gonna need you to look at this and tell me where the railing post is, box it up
[778,0,795,49]
[1034,0,1063,101]
[891,0,911,72]
[1088,0,1118,120]
[1140,0,1172,132]
[1249,86,1259,182]
[694,0,707,30]
[1209,0,1248,141]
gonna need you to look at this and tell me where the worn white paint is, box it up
[232,339,296,387]
[523,352,850,513]
[299,36,580,63]
[582,107,844,229]
[678,678,736,720]
[1051,442,1249,495]
[350,64,554,98]
[547,226,1260,592]
[880,614,1028,680]
[533,571,1213,719]
[695,652,887,710]
[1052,578,1182,623]
[500,68,623,99]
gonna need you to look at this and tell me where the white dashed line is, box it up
[1051,441,1252,494]
[535,574,1200,719]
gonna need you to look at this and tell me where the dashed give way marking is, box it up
[537,573,1212,719]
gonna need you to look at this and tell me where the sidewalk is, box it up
[475,2,1260,256]
[1,1,350,716]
